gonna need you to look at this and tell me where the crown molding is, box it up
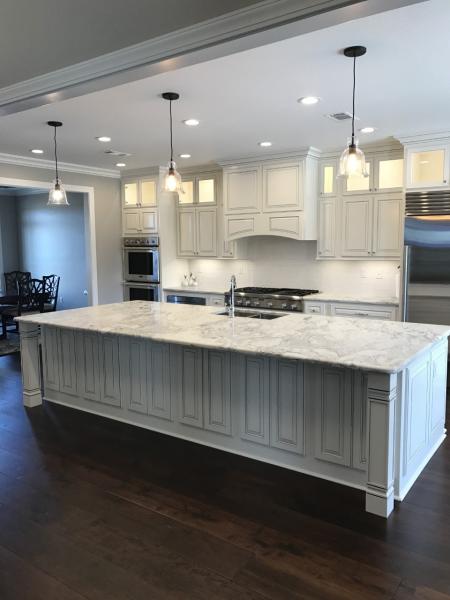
[218,146,321,166]
[0,152,120,179]
[395,131,450,145]
[0,0,423,114]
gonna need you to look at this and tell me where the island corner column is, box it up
[365,370,398,518]
[19,321,43,407]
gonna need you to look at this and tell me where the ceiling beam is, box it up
[0,0,426,116]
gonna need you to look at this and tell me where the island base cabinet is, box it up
[33,327,448,520]
[119,338,172,420]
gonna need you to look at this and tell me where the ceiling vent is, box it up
[104,149,132,157]
[327,112,358,122]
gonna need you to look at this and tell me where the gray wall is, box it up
[0,194,20,290]
[16,192,88,310]
[0,163,122,305]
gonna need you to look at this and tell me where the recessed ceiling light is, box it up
[183,119,199,127]
[96,136,111,142]
[116,162,126,167]
[360,126,375,134]
[179,154,191,159]
[258,141,272,147]
[298,96,320,105]
[30,149,44,154]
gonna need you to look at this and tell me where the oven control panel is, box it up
[123,236,159,247]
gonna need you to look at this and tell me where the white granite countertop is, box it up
[164,286,225,295]
[18,301,449,373]
[303,292,400,306]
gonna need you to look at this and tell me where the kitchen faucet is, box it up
[229,275,236,317]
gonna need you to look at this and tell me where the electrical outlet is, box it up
[360,269,368,278]
[59,296,64,304]
[376,272,383,279]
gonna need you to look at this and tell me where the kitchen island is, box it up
[18,301,449,517]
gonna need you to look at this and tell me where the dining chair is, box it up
[42,275,60,312]
[4,271,31,295]
[1,278,44,339]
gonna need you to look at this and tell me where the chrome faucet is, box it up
[229,274,236,317]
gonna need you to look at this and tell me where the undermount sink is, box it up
[215,309,286,320]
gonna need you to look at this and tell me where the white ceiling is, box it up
[0,0,261,87]
[0,0,448,172]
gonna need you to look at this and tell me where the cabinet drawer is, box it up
[303,303,326,315]
[330,303,396,320]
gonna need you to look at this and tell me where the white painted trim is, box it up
[43,393,368,496]
[0,153,119,179]
[0,0,424,114]
[395,432,446,501]
[396,131,450,145]
[0,176,99,306]
[218,146,321,166]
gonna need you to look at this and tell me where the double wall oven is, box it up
[123,236,160,302]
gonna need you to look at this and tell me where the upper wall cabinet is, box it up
[405,144,450,190]
[224,165,261,213]
[342,154,404,195]
[263,162,302,212]
[123,177,157,208]
[222,151,319,242]
[122,176,159,235]
[178,173,218,206]
[319,160,338,197]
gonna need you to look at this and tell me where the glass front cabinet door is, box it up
[406,145,450,189]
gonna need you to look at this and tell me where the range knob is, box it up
[290,304,299,311]
[235,298,243,305]
[281,303,288,310]
[245,300,252,306]
[266,302,273,308]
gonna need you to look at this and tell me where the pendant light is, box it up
[161,92,184,194]
[47,121,69,206]
[338,46,368,179]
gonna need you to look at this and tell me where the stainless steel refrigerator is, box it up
[402,191,450,325]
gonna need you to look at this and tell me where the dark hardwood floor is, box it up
[0,353,449,600]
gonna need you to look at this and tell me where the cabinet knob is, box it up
[444,180,447,184]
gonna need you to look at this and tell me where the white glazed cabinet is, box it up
[122,176,158,235]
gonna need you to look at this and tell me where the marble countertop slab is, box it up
[17,301,449,373]
[303,292,400,306]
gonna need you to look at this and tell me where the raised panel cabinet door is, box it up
[263,163,302,212]
[225,215,256,240]
[429,344,448,441]
[41,326,60,392]
[203,350,232,435]
[372,195,403,258]
[341,196,372,257]
[404,357,429,475]
[98,335,121,407]
[317,198,336,257]
[177,208,196,256]
[270,359,305,454]
[266,213,303,239]
[352,371,368,470]
[148,342,172,420]
[75,331,100,402]
[239,355,270,446]
[141,209,158,233]
[119,337,148,414]
[314,366,352,466]
[58,329,78,396]
[123,210,141,234]
[175,346,203,428]
[196,207,217,256]
[224,166,261,213]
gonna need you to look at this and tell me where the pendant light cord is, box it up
[351,54,356,145]
[169,99,174,163]
[53,126,59,184]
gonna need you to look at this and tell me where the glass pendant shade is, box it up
[339,141,368,178]
[48,180,69,206]
[161,160,184,194]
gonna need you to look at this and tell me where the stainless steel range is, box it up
[224,287,320,313]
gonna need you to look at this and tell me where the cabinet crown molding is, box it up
[396,131,450,145]
[218,147,321,167]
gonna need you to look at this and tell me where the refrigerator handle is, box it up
[402,245,411,322]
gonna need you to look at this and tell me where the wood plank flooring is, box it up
[0,353,449,599]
